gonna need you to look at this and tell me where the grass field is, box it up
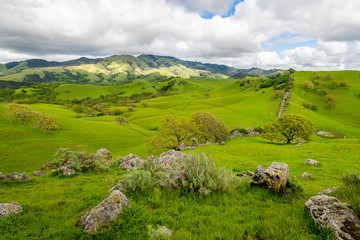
[1,72,360,239]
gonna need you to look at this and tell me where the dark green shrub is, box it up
[342,171,360,187]
[254,127,264,133]
[230,128,248,135]
[303,102,317,110]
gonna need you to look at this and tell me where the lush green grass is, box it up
[1,73,360,239]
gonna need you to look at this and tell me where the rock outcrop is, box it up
[95,148,113,164]
[152,226,174,239]
[33,171,47,177]
[0,202,23,218]
[42,162,53,171]
[251,162,289,192]
[78,190,131,233]
[119,153,146,171]
[153,150,188,172]
[305,195,360,240]
[235,171,254,178]
[58,163,76,176]
[0,172,31,182]
[228,128,261,139]
[305,159,318,165]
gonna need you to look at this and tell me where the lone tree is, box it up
[34,112,59,133]
[190,112,229,143]
[5,103,33,125]
[116,116,129,125]
[263,114,314,144]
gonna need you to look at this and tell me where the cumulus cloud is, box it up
[0,0,359,70]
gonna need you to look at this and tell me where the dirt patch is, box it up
[316,130,346,139]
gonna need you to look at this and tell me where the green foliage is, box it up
[324,94,337,108]
[116,116,129,125]
[272,89,284,99]
[263,114,314,144]
[191,112,229,143]
[230,128,248,135]
[5,103,33,125]
[282,177,304,199]
[302,102,317,111]
[33,112,59,132]
[301,81,315,91]
[342,170,360,187]
[316,88,328,96]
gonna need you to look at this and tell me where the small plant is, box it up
[342,170,360,187]
[303,102,317,110]
[324,94,337,108]
[316,89,328,96]
[301,81,314,91]
[271,90,284,99]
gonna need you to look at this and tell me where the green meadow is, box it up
[1,71,360,239]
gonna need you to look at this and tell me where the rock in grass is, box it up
[235,171,254,178]
[109,182,126,193]
[33,171,47,177]
[317,186,341,195]
[78,190,130,233]
[152,226,174,239]
[95,148,113,164]
[42,162,54,171]
[251,162,289,192]
[300,172,313,178]
[305,158,318,165]
[0,172,31,182]
[153,150,188,172]
[58,164,76,176]
[0,202,22,218]
[305,195,360,240]
[119,153,146,171]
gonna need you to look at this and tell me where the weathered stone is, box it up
[96,148,113,164]
[109,182,126,193]
[178,143,187,151]
[119,153,146,171]
[78,190,130,233]
[317,186,341,195]
[235,171,254,178]
[300,172,313,178]
[192,138,199,147]
[153,150,188,172]
[58,164,76,176]
[33,171,47,177]
[305,195,360,240]
[247,127,261,137]
[0,172,31,182]
[305,158,318,165]
[251,162,289,192]
[42,162,54,171]
[152,226,174,239]
[0,202,22,218]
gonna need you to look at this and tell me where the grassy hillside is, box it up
[1,72,359,239]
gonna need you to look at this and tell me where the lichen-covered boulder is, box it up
[119,153,146,171]
[109,182,126,193]
[58,164,76,176]
[0,172,31,182]
[0,202,22,218]
[153,150,188,172]
[33,171,47,177]
[305,195,360,240]
[96,148,113,164]
[251,162,289,192]
[300,172,313,178]
[152,226,174,239]
[78,190,131,233]
[305,158,318,165]
[42,162,54,171]
[192,138,199,147]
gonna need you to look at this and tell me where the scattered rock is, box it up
[152,226,174,239]
[58,163,76,176]
[317,186,341,195]
[235,171,254,178]
[42,162,54,171]
[192,137,199,147]
[305,195,360,240]
[153,150,188,172]
[178,143,187,151]
[119,153,146,171]
[300,172,313,178]
[78,190,131,233]
[247,127,261,137]
[251,162,289,192]
[33,171,47,177]
[0,202,23,218]
[228,130,246,139]
[305,158,318,165]
[109,182,126,193]
[0,172,31,182]
[95,148,113,164]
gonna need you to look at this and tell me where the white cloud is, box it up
[0,0,360,70]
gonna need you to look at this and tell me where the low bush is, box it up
[302,102,317,110]
[342,170,360,187]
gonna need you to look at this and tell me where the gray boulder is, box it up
[305,158,318,165]
[0,172,31,182]
[300,172,313,178]
[318,186,341,195]
[33,171,47,177]
[152,226,174,239]
[305,195,360,240]
[0,202,22,218]
[251,162,289,192]
[78,190,131,233]
[58,164,76,176]
[178,143,187,151]
[109,182,126,193]
[95,148,113,164]
[119,153,146,171]
[192,137,199,147]
[153,150,188,172]
[42,162,54,171]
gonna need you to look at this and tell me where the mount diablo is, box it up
[0,54,282,83]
